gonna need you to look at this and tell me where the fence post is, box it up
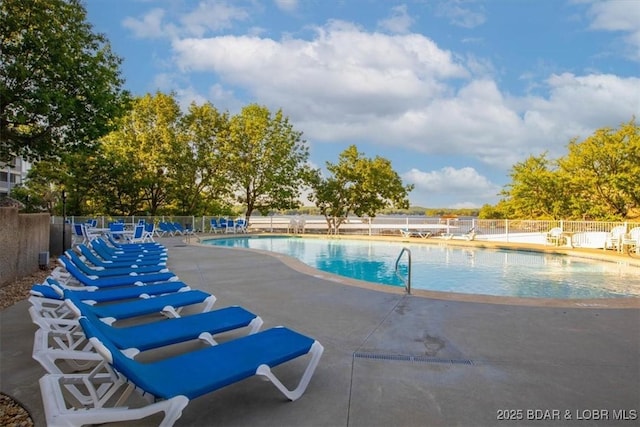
[505,219,509,242]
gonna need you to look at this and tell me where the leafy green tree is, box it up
[494,118,639,220]
[478,203,508,219]
[225,104,311,221]
[309,145,413,233]
[559,118,639,219]
[0,0,128,162]
[99,93,180,215]
[499,153,570,219]
[168,102,231,215]
[18,160,65,213]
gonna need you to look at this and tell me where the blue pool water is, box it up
[203,236,640,299]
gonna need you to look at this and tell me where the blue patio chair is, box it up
[108,222,125,240]
[143,222,156,242]
[72,224,87,245]
[209,218,224,233]
[219,217,228,230]
[235,218,248,233]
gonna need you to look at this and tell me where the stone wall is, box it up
[0,208,50,287]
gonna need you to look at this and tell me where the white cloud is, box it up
[274,0,298,13]
[122,8,167,39]
[180,1,249,37]
[436,1,486,29]
[403,167,500,207]
[172,20,468,120]
[168,19,638,179]
[585,0,640,60]
[378,4,414,34]
[122,1,249,40]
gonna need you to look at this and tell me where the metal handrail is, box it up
[394,247,412,294]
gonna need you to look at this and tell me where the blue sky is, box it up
[84,0,640,208]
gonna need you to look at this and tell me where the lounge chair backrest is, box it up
[610,225,626,237]
[548,227,562,237]
[110,222,124,232]
[132,224,145,239]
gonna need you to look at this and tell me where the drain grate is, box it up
[353,352,474,365]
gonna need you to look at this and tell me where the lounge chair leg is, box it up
[255,340,324,401]
[40,374,190,427]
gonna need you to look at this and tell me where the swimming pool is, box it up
[203,236,640,299]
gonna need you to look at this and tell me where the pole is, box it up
[62,190,67,251]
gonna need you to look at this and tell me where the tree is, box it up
[168,102,231,215]
[98,93,181,215]
[0,0,128,163]
[309,145,413,233]
[499,153,570,219]
[559,118,639,219]
[494,118,639,220]
[225,104,311,221]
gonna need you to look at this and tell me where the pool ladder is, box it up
[395,247,412,294]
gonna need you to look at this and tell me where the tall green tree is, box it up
[496,118,639,220]
[99,93,181,215]
[225,104,311,221]
[0,0,128,162]
[309,145,413,233]
[499,153,570,219]
[168,102,231,215]
[559,118,639,219]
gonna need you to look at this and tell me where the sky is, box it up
[84,0,640,208]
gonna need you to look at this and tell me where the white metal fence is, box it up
[55,215,640,250]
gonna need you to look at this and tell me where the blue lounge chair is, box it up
[30,297,262,375]
[80,304,262,352]
[157,221,175,237]
[106,233,166,252]
[56,257,178,288]
[58,253,170,281]
[31,277,189,304]
[63,250,170,277]
[400,229,431,239]
[38,319,323,426]
[76,244,166,268]
[90,239,167,262]
[63,288,216,323]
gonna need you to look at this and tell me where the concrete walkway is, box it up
[1,237,639,426]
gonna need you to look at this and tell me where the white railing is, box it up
[53,215,640,250]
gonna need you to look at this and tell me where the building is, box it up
[0,158,31,196]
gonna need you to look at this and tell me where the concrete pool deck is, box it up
[1,235,639,426]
